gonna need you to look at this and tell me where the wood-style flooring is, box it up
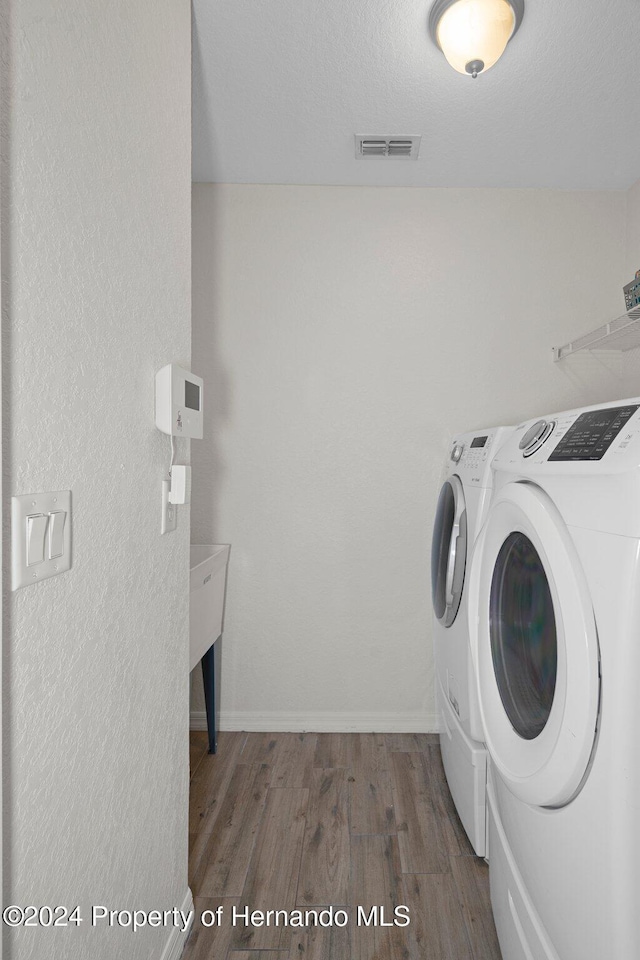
[184,731,502,960]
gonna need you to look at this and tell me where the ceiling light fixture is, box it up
[429,0,524,78]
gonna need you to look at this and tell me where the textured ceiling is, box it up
[192,0,640,189]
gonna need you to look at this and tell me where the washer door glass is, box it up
[490,532,557,740]
[431,476,467,628]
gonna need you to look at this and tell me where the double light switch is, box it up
[12,491,72,590]
[26,511,65,565]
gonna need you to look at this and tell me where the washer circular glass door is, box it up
[469,481,599,807]
[431,475,468,627]
[490,531,557,741]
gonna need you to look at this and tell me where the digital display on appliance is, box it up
[471,436,488,448]
[185,380,200,411]
[549,405,639,461]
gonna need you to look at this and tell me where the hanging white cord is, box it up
[169,434,176,479]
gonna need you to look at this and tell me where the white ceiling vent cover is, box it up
[355,136,421,160]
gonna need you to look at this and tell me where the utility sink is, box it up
[189,544,230,672]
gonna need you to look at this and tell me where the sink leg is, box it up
[201,642,217,754]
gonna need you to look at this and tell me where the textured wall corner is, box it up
[5,2,191,958]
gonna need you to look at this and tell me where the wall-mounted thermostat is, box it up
[155,364,203,438]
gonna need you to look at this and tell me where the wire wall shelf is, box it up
[553,310,640,362]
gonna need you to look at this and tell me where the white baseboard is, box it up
[190,711,209,731]
[189,709,439,734]
[158,888,194,960]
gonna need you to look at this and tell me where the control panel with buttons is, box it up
[450,433,494,483]
[12,491,72,590]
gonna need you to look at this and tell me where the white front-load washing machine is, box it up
[468,397,640,960]
[431,424,513,856]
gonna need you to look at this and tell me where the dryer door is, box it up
[431,475,468,628]
[469,481,600,807]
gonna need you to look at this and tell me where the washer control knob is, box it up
[450,443,464,463]
[519,420,548,450]
[519,419,556,457]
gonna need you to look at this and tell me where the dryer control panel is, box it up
[548,404,639,461]
[495,398,640,469]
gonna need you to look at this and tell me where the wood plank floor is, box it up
[184,731,502,960]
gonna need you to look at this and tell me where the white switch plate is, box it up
[12,490,72,590]
[161,480,177,535]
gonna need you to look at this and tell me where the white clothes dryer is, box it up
[431,424,513,856]
[468,397,640,960]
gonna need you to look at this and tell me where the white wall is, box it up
[191,183,640,732]
[4,3,191,958]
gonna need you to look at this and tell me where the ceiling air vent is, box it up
[355,136,421,160]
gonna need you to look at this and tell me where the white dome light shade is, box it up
[430,0,524,77]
